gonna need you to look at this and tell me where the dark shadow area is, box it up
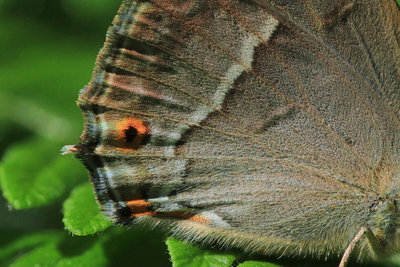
[103,226,171,267]
[58,234,99,257]
[0,120,33,157]
[0,195,63,231]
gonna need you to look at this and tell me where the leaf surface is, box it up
[166,238,236,267]
[63,183,112,236]
[0,138,86,209]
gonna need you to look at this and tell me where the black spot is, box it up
[344,137,353,145]
[117,206,131,218]
[116,206,134,225]
[124,126,138,142]
[142,133,150,145]
[168,189,177,196]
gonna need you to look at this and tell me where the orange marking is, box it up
[132,211,155,217]
[125,199,209,224]
[116,117,149,139]
[126,199,151,215]
[121,48,157,63]
[126,199,151,207]
[189,215,209,224]
[115,147,135,153]
[154,212,209,224]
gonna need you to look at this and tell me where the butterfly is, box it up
[64,0,400,266]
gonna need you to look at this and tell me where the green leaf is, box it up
[0,230,62,266]
[100,227,170,267]
[238,261,282,267]
[55,235,108,267]
[0,138,86,209]
[7,232,106,267]
[166,238,237,267]
[1,227,170,267]
[10,241,63,267]
[63,182,112,236]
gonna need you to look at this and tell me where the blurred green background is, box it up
[0,1,171,266]
[0,1,400,267]
[0,0,119,227]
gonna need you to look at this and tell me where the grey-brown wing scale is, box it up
[73,0,400,259]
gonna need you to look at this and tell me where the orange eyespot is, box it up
[117,117,148,137]
[115,117,150,147]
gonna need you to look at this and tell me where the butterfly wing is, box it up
[74,0,400,259]
[258,0,400,117]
